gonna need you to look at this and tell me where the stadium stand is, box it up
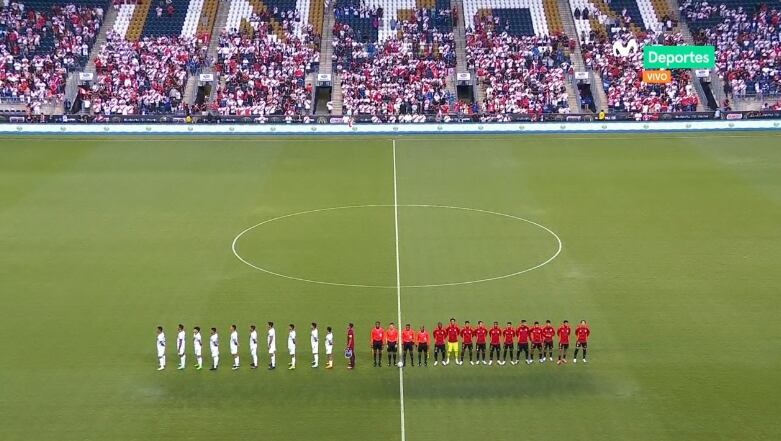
[463,0,562,36]
[84,0,215,115]
[464,0,574,119]
[580,29,700,113]
[0,0,106,110]
[331,0,456,119]
[568,0,676,41]
[3,0,776,117]
[224,0,324,37]
[213,11,320,117]
[568,0,699,113]
[682,0,781,99]
[89,31,208,114]
[108,0,216,40]
[210,0,323,118]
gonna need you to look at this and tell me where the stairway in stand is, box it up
[84,6,118,77]
[592,71,609,112]
[556,0,591,112]
[664,8,708,111]
[203,0,232,105]
[84,6,119,77]
[331,75,343,116]
[317,0,336,115]
[65,5,119,112]
[318,0,335,77]
[451,0,467,99]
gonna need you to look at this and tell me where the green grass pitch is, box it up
[1,132,780,441]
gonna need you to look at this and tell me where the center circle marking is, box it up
[231,204,563,288]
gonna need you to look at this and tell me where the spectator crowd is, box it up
[466,14,573,120]
[0,1,104,112]
[88,31,208,115]
[213,14,320,118]
[581,29,700,113]
[682,1,781,99]
[332,7,456,120]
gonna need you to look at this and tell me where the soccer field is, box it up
[2,132,780,441]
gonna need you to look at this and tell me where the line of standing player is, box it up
[155,322,355,371]
[370,319,591,367]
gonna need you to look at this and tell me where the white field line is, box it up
[392,139,406,441]
[231,204,563,288]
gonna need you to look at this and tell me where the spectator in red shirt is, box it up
[542,320,556,362]
[432,322,447,366]
[445,318,461,365]
[530,321,544,362]
[346,323,355,369]
[488,322,502,365]
[557,320,572,365]
[416,325,430,366]
[516,320,531,364]
[475,321,488,365]
[502,322,516,365]
[460,320,475,365]
[370,322,385,368]
[574,320,591,363]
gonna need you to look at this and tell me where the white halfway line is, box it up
[392,139,406,441]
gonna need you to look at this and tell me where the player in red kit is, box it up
[401,324,416,367]
[501,322,515,365]
[417,325,430,366]
[516,320,531,365]
[488,321,502,365]
[557,320,571,364]
[386,322,399,367]
[346,323,355,369]
[460,320,475,365]
[573,320,590,363]
[445,318,461,365]
[370,321,385,367]
[542,320,556,362]
[530,321,544,362]
[474,321,488,365]
[432,322,447,366]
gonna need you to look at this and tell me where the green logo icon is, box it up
[643,46,715,69]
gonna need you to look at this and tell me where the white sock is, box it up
[234,356,239,367]
[252,352,258,366]
[292,355,296,367]
[180,355,185,367]
[213,355,219,368]
[314,354,319,366]
[197,356,202,368]
[160,356,166,368]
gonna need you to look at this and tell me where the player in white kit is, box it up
[193,326,203,370]
[230,324,240,370]
[311,322,319,368]
[325,326,334,369]
[249,325,259,369]
[288,324,297,370]
[209,327,219,370]
[156,326,166,371]
[176,324,186,370]
[267,322,277,370]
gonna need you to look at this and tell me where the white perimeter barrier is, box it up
[2,119,781,135]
